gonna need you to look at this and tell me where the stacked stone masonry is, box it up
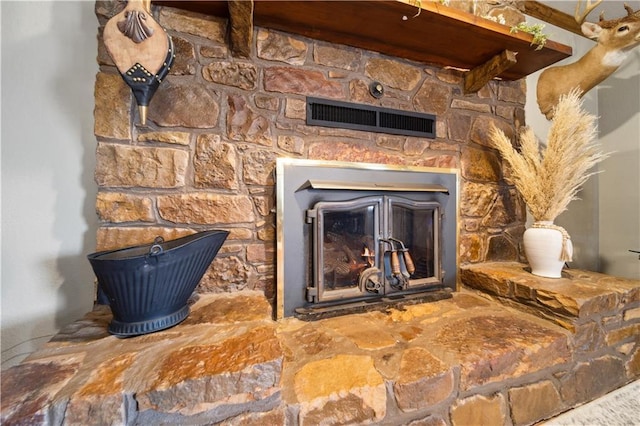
[93,0,530,304]
[2,264,638,425]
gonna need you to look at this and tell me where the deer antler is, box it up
[625,4,636,16]
[574,0,604,24]
[594,3,640,29]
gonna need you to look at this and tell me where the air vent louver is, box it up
[307,97,435,138]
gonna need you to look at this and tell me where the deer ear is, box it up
[581,22,603,40]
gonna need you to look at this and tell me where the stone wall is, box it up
[93,0,528,303]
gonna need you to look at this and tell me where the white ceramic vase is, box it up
[523,221,573,278]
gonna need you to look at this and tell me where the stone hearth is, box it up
[2,263,638,425]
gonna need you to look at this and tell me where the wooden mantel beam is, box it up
[153,0,571,80]
[464,50,518,94]
[227,0,253,58]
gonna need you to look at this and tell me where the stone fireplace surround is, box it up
[1,2,639,425]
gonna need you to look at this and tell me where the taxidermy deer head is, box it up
[536,1,640,119]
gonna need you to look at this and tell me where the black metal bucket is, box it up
[87,230,229,337]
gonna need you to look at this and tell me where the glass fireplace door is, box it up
[308,196,382,303]
[307,195,443,305]
[386,197,441,288]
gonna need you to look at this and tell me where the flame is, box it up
[361,245,375,267]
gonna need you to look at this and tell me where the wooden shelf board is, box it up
[155,0,572,80]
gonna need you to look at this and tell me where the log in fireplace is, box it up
[276,158,459,320]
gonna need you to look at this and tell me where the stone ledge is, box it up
[461,262,640,331]
[2,275,639,425]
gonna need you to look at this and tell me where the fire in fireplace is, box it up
[276,158,459,320]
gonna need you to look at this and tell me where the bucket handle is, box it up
[149,236,165,256]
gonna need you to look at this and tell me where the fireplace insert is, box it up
[276,159,459,319]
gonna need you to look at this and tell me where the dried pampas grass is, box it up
[490,89,608,222]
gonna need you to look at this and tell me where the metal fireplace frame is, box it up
[275,158,460,320]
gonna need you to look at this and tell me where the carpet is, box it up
[543,380,640,425]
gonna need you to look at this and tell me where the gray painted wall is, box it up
[598,50,640,279]
[1,1,98,368]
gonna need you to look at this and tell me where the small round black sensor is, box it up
[370,82,384,98]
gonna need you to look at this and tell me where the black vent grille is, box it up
[307,97,435,138]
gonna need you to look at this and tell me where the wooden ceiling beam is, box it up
[523,1,584,37]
